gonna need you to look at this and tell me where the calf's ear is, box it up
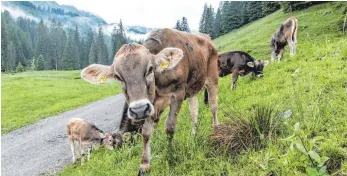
[263,60,269,66]
[81,64,115,84]
[247,62,255,68]
[153,47,184,72]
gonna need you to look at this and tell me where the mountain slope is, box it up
[1,1,154,39]
[60,2,346,175]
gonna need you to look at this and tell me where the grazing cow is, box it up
[204,51,269,104]
[271,17,298,62]
[67,118,122,164]
[80,28,219,174]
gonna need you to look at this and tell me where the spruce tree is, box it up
[111,26,121,60]
[88,42,97,64]
[199,3,208,33]
[1,15,8,72]
[261,1,280,16]
[96,25,107,65]
[6,41,16,72]
[36,55,45,70]
[174,20,181,30]
[180,17,191,32]
[85,28,94,66]
[212,8,222,38]
[16,62,24,72]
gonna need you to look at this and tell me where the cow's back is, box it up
[144,28,217,97]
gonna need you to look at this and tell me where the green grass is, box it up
[1,70,120,133]
[61,3,347,175]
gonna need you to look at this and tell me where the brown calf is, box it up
[67,118,122,164]
[271,17,298,62]
[80,28,219,174]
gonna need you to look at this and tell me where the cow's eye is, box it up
[146,66,153,76]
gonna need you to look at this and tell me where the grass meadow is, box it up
[2,2,345,175]
[1,71,120,133]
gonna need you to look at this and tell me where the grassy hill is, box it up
[61,3,347,175]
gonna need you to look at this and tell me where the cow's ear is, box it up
[81,64,115,84]
[263,60,269,66]
[153,47,184,72]
[247,62,255,68]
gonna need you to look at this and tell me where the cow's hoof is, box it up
[138,163,150,176]
[138,168,145,176]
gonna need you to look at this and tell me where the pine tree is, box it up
[95,25,107,65]
[246,2,263,22]
[261,1,280,16]
[61,30,78,70]
[16,62,24,72]
[174,20,181,30]
[199,3,208,33]
[6,41,16,72]
[73,26,81,68]
[89,42,97,64]
[36,55,44,70]
[212,8,222,38]
[56,22,67,70]
[1,15,8,72]
[180,17,191,32]
[205,5,215,36]
[35,18,49,69]
[85,28,94,66]
[111,26,121,61]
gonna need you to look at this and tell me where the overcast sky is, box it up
[55,0,220,30]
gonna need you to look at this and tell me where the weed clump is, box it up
[209,106,283,155]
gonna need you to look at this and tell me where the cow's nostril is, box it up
[129,108,137,117]
[144,104,150,114]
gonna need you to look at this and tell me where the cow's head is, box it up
[81,43,184,123]
[246,60,269,77]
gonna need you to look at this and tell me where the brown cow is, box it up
[80,28,219,174]
[271,17,298,62]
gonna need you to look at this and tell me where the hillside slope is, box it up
[61,3,347,175]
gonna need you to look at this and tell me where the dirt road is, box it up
[1,94,125,176]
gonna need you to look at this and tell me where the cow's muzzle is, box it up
[255,72,264,78]
[128,99,154,120]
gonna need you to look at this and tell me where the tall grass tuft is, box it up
[209,106,283,156]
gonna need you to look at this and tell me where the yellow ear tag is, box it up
[159,60,169,69]
[98,75,107,83]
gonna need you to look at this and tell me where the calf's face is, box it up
[246,60,269,77]
[81,43,184,122]
[102,133,122,149]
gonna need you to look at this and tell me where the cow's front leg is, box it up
[138,118,153,175]
[277,49,284,62]
[166,91,185,151]
[271,50,276,63]
[231,69,239,89]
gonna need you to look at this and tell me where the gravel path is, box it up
[1,94,125,176]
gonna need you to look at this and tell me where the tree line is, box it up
[1,10,128,72]
[199,2,281,39]
[199,1,327,39]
